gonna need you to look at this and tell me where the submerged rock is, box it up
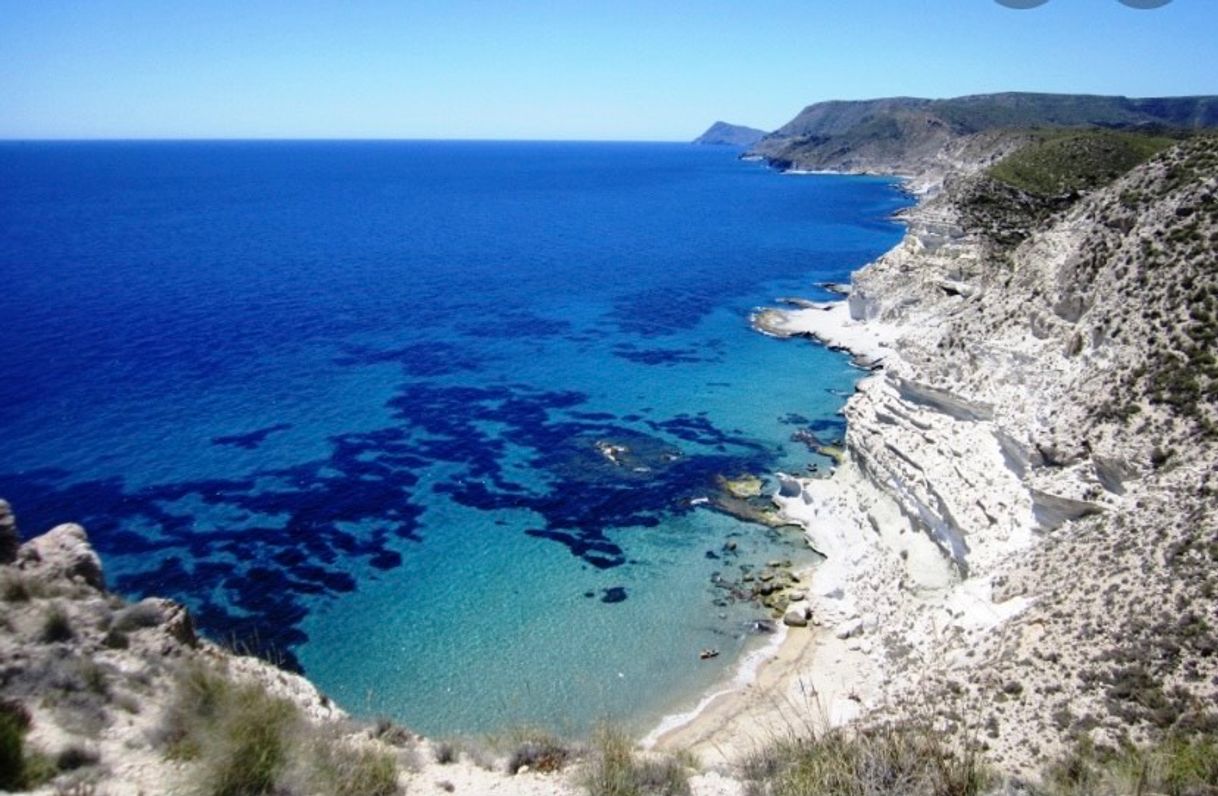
[719,474,764,499]
[600,586,628,604]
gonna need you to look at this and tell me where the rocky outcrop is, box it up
[17,523,105,590]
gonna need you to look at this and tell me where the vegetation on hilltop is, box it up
[957,130,1185,249]
[987,130,1176,197]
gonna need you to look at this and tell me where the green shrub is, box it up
[988,131,1174,197]
[55,744,99,771]
[1,574,31,602]
[0,700,54,791]
[102,628,129,649]
[1045,733,1218,796]
[583,727,690,796]
[505,729,571,774]
[434,740,458,764]
[0,706,27,790]
[41,604,73,643]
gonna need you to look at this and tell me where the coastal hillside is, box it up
[749,92,1218,178]
[692,121,767,147]
[741,131,1218,783]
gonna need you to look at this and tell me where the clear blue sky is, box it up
[1,0,1215,140]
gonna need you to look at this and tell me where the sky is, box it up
[0,0,1215,140]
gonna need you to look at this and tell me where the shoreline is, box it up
[640,299,911,762]
[637,171,921,756]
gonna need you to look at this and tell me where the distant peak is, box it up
[693,121,767,147]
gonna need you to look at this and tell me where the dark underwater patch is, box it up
[600,586,628,604]
[334,341,483,377]
[455,310,572,339]
[610,343,715,366]
[212,423,293,450]
[0,373,779,672]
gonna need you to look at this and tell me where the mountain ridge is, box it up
[749,91,1218,177]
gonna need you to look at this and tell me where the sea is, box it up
[0,141,907,738]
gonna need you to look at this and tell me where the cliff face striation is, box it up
[758,132,1218,774]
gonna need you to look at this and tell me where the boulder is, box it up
[777,474,803,499]
[749,619,779,634]
[20,523,104,590]
[783,605,810,627]
[835,618,864,639]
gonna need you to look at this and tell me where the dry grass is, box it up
[740,722,990,796]
[582,726,691,796]
[159,663,400,796]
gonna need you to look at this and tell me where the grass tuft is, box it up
[0,699,55,791]
[301,738,401,796]
[582,726,691,796]
[159,663,400,796]
[1,573,32,602]
[741,722,989,796]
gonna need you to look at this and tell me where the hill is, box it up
[692,120,767,147]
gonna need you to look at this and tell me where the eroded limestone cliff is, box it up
[765,134,1218,773]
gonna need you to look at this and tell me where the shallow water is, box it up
[0,141,908,736]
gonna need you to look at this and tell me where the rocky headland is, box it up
[692,121,768,148]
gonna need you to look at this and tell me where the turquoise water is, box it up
[0,141,908,736]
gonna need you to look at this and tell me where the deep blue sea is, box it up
[0,141,906,737]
